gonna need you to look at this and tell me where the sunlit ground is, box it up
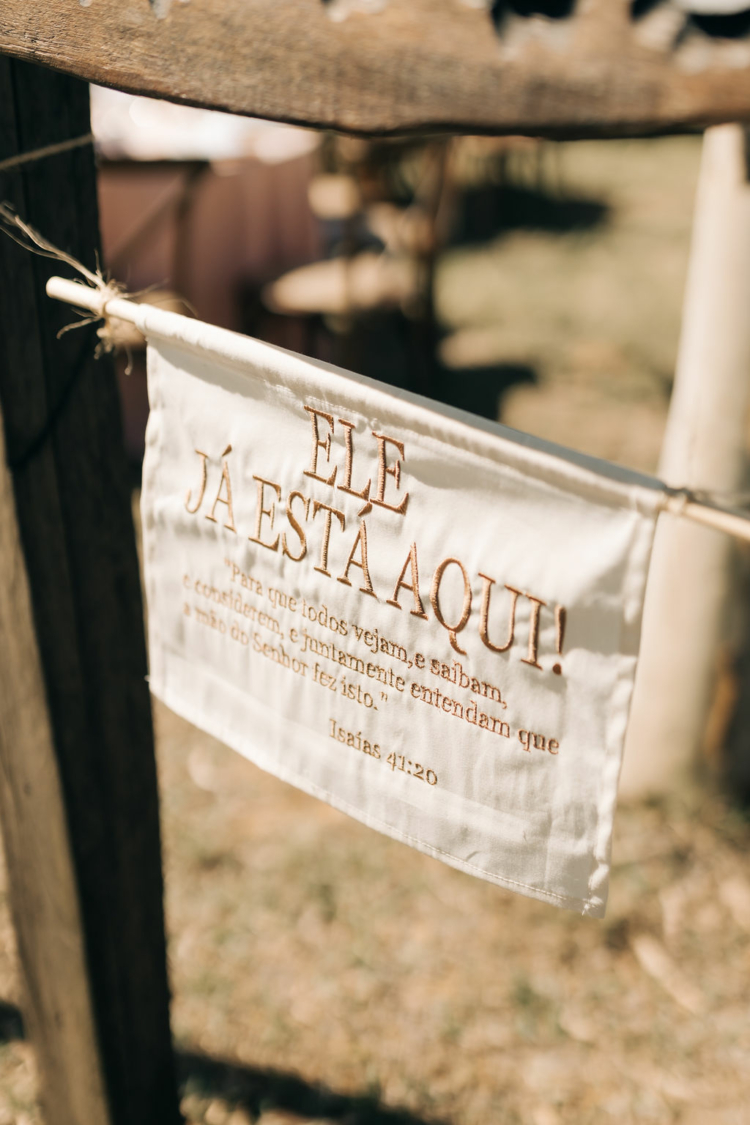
[4,136,750,1125]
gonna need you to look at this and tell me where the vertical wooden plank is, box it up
[0,58,181,1124]
[0,409,111,1125]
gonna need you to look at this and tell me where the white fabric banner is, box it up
[141,316,664,916]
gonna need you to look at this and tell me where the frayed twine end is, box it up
[0,202,134,369]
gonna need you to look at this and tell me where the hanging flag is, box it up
[134,312,664,918]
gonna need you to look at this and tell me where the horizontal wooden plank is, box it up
[2,0,750,137]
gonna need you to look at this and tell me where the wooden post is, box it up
[0,58,180,1124]
[0,402,112,1123]
[620,124,750,798]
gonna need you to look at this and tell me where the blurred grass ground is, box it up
[2,135,750,1125]
[439,135,701,472]
[160,711,750,1125]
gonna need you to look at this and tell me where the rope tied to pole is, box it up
[0,202,149,375]
[0,133,94,175]
[0,203,129,471]
[0,201,123,332]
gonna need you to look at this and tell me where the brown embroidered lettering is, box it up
[387,542,428,618]
[371,432,408,515]
[553,605,567,675]
[337,520,377,598]
[185,449,209,514]
[282,490,310,562]
[312,501,346,576]
[519,729,559,754]
[337,418,372,516]
[430,557,472,656]
[205,445,237,532]
[304,406,337,486]
[249,476,282,552]
[521,592,547,670]
[479,575,520,654]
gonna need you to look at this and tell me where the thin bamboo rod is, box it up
[665,495,750,543]
[45,275,750,545]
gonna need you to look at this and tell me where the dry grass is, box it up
[438,135,701,473]
[158,710,750,1125]
[4,134,750,1125]
[4,709,750,1124]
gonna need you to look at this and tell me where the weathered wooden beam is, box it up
[0,58,180,1125]
[3,0,750,137]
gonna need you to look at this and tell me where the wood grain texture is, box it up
[0,398,112,1125]
[2,0,750,136]
[0,58,180,1125]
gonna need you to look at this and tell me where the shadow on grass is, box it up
[177,1048,450,1125]
[0,1002,449,1124]
[433,360,537,422]
[320,308,537,420]
[453,183,610,247]
[0,1000,24,1043]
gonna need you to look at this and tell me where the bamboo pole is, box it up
[620,124,750,798]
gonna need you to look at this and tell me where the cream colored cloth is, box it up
[141,315,664,916]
